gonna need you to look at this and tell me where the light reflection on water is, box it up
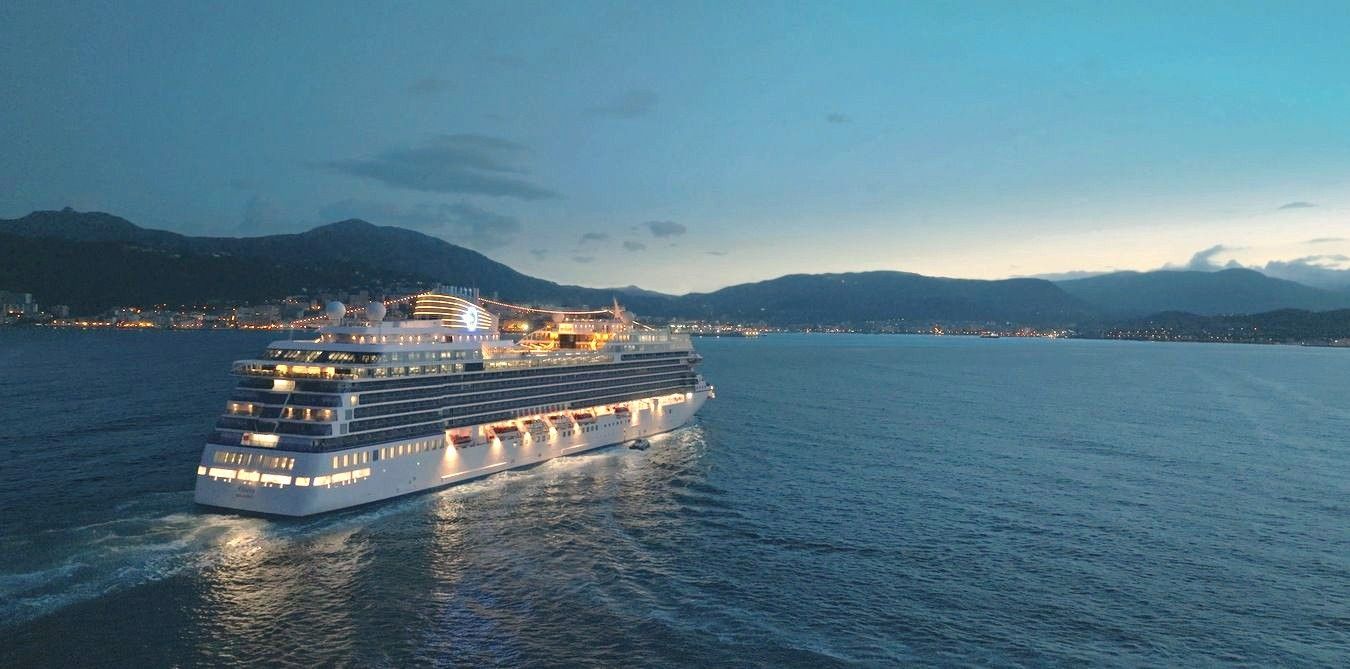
[172,437,703,665]
[3,331,1349,666]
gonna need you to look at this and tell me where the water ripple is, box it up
[2,332,1349,667]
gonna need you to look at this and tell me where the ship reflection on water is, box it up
[185,436,698,664]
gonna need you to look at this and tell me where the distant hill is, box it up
[1,208,186,246]
[0,209,670,315]
[0,232,417,314]
[191,219,669,313]
[1105,308,1350,343]
[606,284,676,299]
[666,271,1096,325]
[8,209,1095,324]
[8,208,1350,325]
[1054,268,1350,317]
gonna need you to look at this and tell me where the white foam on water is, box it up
[1,426,712,629]
[0,502,272,628]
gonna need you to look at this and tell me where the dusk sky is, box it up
[3,1,1349,293]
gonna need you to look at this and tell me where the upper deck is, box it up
[230,292,696,382]
[213,291,706,453]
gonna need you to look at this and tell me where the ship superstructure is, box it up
[194,289,713,516]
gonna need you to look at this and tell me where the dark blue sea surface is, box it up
[1,330,1347,666]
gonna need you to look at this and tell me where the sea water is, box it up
[1,331,1346,666]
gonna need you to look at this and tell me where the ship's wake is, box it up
[0,427,704,630]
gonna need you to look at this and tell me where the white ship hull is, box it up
[194,390,708,517]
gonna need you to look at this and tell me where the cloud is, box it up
[587,90,659,118]
[1278,201,1317,210]
[623,241,646,252]
[572,256,594,264]
[579,231,609,244]
[1161,243,1350,289]
[644,220,687,238]
[529,248,548,260]
[1038,240,1350,291]
[438,202,523,249]
[704,250,728,256]
[239,195,286,234]
[317,198,522,249]
[1176,244,1243,271]
[825,113,851,124]
[408,77,453,95]
[1259,254,1350,290]
[318,134,558,200]
[1021,270,1111,281]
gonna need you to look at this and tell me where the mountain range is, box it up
[5,208,1350,324]
[1056,269,1350,317]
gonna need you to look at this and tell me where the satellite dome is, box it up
[325,301,346,323]
[366,301,386,322]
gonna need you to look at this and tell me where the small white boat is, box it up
[629,438,651,451]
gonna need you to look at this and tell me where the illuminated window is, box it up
[243,433,279,448]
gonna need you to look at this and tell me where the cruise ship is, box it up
[193,289,713,516]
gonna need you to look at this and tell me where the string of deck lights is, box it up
[479,296,657,329]
[289,292,655,329]
[289,292,426,326]
[477,297,612,315]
